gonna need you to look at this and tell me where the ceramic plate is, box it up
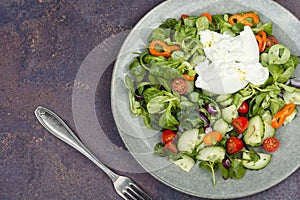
[111,0,300,198]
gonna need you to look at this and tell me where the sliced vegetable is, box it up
[203,131,223,146]
[255,30,267,53]
[171,155,195,172]
[164,141,178,154]
[242,151,272,170]
[271,103,296,128]
[199,112,210,126]
[268,44,291,64]
[243,115,264,146]
[221,105,239,123]
[226,136,244,154]
[261,111,275,141]
[237,101,249,114]
[262,137,280,152]
[232,116,249,134]
[213,118,229,136]
[162,130,177,144]
[177,129,200,153]
[283,90,300,104]
[149,40,181,58]
[205,103,218,115]
[182,74,195,81]
[171,78,188,95]
[222,158,231,169]
[266,36,278,49]
[180,14,190,21]
[228,12,260,27]
[200,12,212,22]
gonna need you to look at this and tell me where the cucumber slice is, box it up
[284,109,297,125]
[171,155,195,172]
[213,118,229,136]
[221,105,238,123]
[177,129,200,153]
[219,98,233,107]
[261,111,275,141]
[283,91,300,104]
[242,151,272,170]
[197,146,225,162]
[216,94,232,102]
[244,115,264,146]
[196,141,207,152]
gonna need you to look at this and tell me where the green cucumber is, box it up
[242,151,272,170]
[219,97,233,107]
[197,146,225,162]
[283,90,300,105]
[216,94,232,102]
[177,129,200,154]
[213,118,229,136]
[171,155,195,172]
[261,111,275,141]
[284,109,297,125]
[221,105,238,123]
[243,115,264,146]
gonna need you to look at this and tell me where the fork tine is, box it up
[127,186,145,200]
[124,190,138,200]
[129,183,152,200]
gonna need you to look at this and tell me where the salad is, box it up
[125,11,300,185]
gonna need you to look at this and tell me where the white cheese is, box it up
[195,26,269,94]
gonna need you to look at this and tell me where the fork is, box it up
[34,106,152,200]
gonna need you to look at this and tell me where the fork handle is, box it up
[34,106,119,182]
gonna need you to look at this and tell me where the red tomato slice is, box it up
[263,137,280,152]
[162,130,176,144]
[266,36,278,49]
[164,142,178,154]
[232,116,248,134]
[226,136,244,154]
[171,78,188,95]
[238,101,249,114]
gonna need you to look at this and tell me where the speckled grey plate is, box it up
[111,0,300,198]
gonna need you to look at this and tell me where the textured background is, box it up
[0,0,299,199]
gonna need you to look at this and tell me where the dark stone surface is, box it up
[0,0,299,199]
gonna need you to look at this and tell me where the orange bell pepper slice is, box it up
[149,40,181,58]
[200,12,213,23]
[203,131,223,146]
[255,30,267,53]
[271,103,296,128]
[228,12,260,27]
[182,74,195,81]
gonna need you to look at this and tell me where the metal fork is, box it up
[34,106,152,200]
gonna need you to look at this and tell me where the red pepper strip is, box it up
[255,30,267,53]
[228,12,260,27]
[149,40,180,58]
[182,74,195,81]
[271,103,296,128]
[200,12,213,22]
[180,14,190,21]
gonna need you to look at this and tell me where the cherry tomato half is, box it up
[238,101,249,114]
[164,141,178,154]
[162,130,176,144]
[266,36,278,49]
[263,137,280,152]
[232,116,248,134]
[226,136,244,154]
[171,78,188,95]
